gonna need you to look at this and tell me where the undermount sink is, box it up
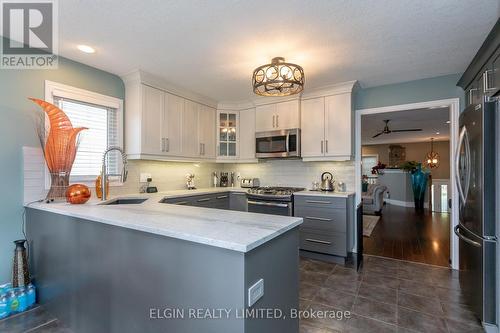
[100,198,148,205]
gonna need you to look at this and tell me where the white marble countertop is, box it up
[294,190,355,198]
[26,187,302,253]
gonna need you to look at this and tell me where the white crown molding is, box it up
[217,100,255,110]
[251,94,302,107]
[121,70,218,108]
[301,80,360,100]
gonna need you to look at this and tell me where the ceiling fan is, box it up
[372,120,423,138]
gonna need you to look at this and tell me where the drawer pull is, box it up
[216,195,228,199]
[305,200,331,204]
[197,198,211,202]
[305,238,331,245]
[175,201,189,205]
[305,216,332,222]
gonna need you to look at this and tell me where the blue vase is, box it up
[411,164,429,211]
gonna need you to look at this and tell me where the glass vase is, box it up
[411,164,429,211]
[47,171,70,201]
[12,240,30,288]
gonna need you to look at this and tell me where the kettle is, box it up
[320,172,335,191]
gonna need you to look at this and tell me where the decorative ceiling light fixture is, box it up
[425,138,439,168]
[252,57,304,96]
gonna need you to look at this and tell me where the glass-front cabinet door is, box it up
[217,110,238,159]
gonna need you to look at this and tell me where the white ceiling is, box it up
[58,0,499,101]
[362,107,450,145]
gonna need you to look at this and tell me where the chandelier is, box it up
[252,57,304,96]
[425,138,439,168]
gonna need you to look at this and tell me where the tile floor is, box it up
[299,255,484,333]
[0,306,72,333]
[0,255,484,333]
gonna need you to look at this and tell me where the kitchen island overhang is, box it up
[25,191,302,333]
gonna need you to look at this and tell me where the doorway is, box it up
[355,99,460,269]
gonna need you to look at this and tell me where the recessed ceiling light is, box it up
[77,45,95,54]
[445,120,450,124]
[436,132,440,135]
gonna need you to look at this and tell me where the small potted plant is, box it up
[362,175,369,192]
[371,162,386,175]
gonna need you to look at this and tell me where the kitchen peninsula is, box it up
[25,188,303,333]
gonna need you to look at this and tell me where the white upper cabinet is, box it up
[300,81,357,161]
[182,99,200,158]
[239,108,257,162]
[123,70,218,161]
[300,97,325,158]
[275,100,300,130]
[198,105,216,159]
[216,110,239,161]
[162,92,183,156]
[123,70,356,163]
[325,93,352,158]
[255,99,300,132]
[141,85,164,155]
[215,105,257,164]
[255,104,275,132]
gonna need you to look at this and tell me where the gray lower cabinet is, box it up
[162,191,244,211]
[294,195,354,259]
[213,193,230,209]
[161,196,193,205]
[230,192,248,211]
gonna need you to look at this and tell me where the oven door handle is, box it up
[247,200,290,208]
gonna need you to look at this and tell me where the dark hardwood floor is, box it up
[363,204,451,267]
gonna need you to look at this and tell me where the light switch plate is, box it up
[140,173,152,183]
[248,278,264,307]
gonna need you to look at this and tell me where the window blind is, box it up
[53,96,119,179]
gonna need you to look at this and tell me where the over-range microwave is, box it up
[255,128,300,158]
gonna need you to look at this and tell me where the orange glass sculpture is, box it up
[30,98,87,200]
[66,184,91,204]
[95,175,109,199]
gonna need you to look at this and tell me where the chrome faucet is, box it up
[101,146,128,201]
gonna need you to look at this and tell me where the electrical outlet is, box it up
[140,173,152,183]
[247,278,264,307]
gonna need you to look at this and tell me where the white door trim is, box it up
[355,98,460,269]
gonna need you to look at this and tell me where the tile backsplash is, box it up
[23,148,356,201]
[114,159,355,195]
[222,160,355,191]
[112,160,219,195]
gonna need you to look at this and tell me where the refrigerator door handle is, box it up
[454,225,482,247]
[455,126,468,204]
[463,129,471,203]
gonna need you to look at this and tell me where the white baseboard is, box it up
[385,199,429,209]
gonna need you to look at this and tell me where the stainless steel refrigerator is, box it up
[454,98,498,326]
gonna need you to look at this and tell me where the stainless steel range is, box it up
[246,186,305,216]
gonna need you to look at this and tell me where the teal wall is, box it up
[356,73,465,110]
[0,39,125,282]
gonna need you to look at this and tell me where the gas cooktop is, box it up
[246,186,305,200]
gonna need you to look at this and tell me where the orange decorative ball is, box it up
[66,184,91,204]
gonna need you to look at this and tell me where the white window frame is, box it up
[44,80,124,188]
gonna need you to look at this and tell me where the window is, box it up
[362,155,378,176]
[44,81,123,185]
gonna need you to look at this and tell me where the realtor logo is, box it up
[1,0,58,69]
